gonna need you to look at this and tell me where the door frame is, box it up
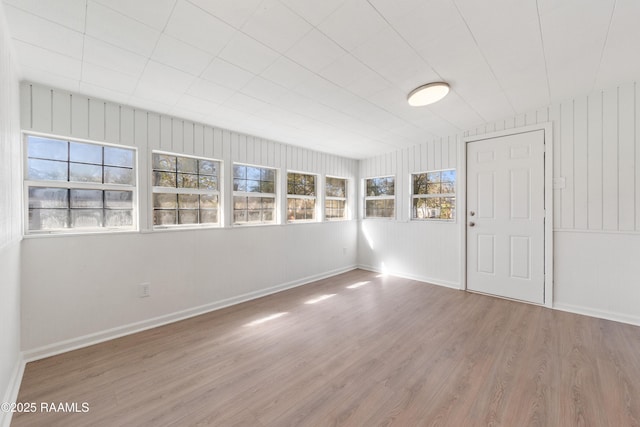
[460,123,554,308]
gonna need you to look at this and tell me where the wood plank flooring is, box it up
[12,269,640,426]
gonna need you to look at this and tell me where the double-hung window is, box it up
[364,176,395,218]
[325,177,348,220]
[25,134,136,234]
[233,164,276,225]
[152,152,220,227]
[411,169,456,220]
[287,172,317,222]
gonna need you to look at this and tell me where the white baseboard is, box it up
[553,302,640,327]
[23,265,357,363]
[357,264,462,290]
[1,355,25,427]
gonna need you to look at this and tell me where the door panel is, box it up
[466,130,545,304]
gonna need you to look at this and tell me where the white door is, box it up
[466,130,545,304]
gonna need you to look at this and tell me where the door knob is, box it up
[469,222,476,227]
[469,211,475,216]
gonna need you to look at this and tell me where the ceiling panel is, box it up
[4,0,640,159]
[240,0,311,53]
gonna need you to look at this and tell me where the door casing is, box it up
[460,123,554,307]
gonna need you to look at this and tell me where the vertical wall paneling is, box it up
[88,99,105,141]
[51,91,71,136]
[147,113,160,150]
[602,89,619,230]
[193,123,204,157]
[573,96,589,229]
[120,107,134,146]
[31,85,52,132]
[587,94,604,229]
[172,119,184,154]
[20,83,32,130]
[618,83,635,231]
[160,116,171,151]
[636,83,640,231]
[70,95,89,139]
[204,127,214,158]
[560,100,574,228]
[104,103,119,143]
[549,104,562,227]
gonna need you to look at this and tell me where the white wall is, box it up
[20,83,359,357]
[357,137,460,287]
[359,82,640,325]
[0,2,23,425]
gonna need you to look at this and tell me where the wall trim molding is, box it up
[0,354,25,427]
[23,265,357,363]
[553,303,640,327]
[357,264,461,290]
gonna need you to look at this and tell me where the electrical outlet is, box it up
[139,282,150,298]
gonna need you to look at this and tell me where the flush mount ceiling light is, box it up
[407,82,450,107]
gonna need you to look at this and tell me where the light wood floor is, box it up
[12,269,640,426]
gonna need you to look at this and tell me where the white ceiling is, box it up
[2,0,639,159]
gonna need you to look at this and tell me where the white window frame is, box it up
[23,132,139,236]
[287,171,318,223]
[232,163,278,226]
[151,150,222,230]
[410,168,456,222]
[364,175,395,219]
[325,175,349,221]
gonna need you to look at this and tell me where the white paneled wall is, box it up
[0,2,23,426]
[360,82,640,325]
[358,136,460,287]
[20,83,359,356]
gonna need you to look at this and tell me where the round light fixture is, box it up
[407,82,450,107]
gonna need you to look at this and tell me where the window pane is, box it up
[200,209,218,224]
[199,160,217,176]
[426,197,440,218]
[247,167,261,180]
[441,197,456,219]
[29,209,69,230]
[248,210,261,222]
[104,191,133,209]
[233,178,247,192]
[154,171,176,187]
[262,197,275,209]
[71,209,103,228]
[234,211,247,223]
[413,174,427,195]
[154,210,176,225]
[261,168,275,181]
[105,166,134,185]
[105,210,133,227]
[177,156,197,173]
[28,187,68,208]
[233,196,247,210]
[441,169,456,182]
[28,159,68,181]
[154,193,177,209]
[326,177,346,197]
[441,181,455,193]
[178,210,198,224]
[262,210,274,222]
[326,199,345,219]
[153,154,176,171]
[246,180,261,192]
[200,194,218,209]
[261,181,274,193]
[427,172,441,183]
[178,194,199,209]
[233,165,246,179]
[104,146,134,167]
[427,183,441,194]
[248,197,261,210]
[70,142,102,164]
[177,173,198,189]
[70,189,103,208]
[413,198,427,219]
[69,163,103,183]
[28,136,68,161]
